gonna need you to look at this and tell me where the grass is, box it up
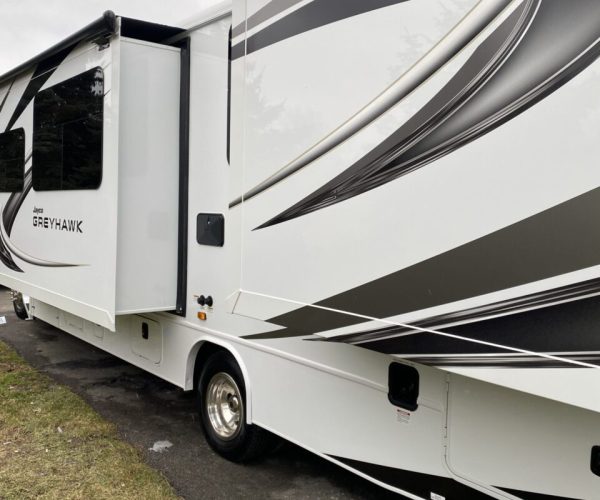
[0,341,180,500]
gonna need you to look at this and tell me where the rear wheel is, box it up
[197,350,275,462]
[12,291,30,320]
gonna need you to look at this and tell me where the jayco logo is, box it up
[32,207,83,234]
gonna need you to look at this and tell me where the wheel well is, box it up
[190,341,253,421]
[193,342,230,390]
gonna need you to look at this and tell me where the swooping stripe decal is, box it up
[231,0,304,39]
[231,0,409,60]
[246,186,600,340]
[231,1,510,208]
[0,45,73,271]
[260,0,600,228]
[346,293,600,368]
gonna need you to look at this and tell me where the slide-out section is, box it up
[0,19,183,330]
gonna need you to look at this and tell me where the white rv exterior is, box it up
[1,1,600,498]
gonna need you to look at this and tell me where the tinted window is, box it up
[0,128,25,192]
[33,67,103,190]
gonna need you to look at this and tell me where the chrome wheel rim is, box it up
[206,372,243,440]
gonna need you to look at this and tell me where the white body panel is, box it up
[447,376,600,498]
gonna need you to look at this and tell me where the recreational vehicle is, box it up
[1,1,600,498]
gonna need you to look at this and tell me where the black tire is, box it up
[197,350,276,462]
[12,292,29,320]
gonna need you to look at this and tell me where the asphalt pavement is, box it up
[0,289,400,499]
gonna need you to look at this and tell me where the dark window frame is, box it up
[0,128,25,192]
[32,66,104,191]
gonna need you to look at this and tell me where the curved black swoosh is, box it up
[331,457,579,499]
[5,46,72,133]
[0,80,14,115]
[231,0,410,60]
[0,164,32,272]
[348,292,600,369]
[243,186,600,339]
[231,0,303,38]
[327,277,600,345]
[260,0,600,229]
[0,46,71,272]
[4,163,32,236]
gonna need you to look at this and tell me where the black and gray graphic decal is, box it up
[0,47,83,271]
[244,186,600,343]
[230,0,409,60]
[260,0,600,228]
[231,0,303,38]
[332,456,492,498]
[229,1,509,208]
[0,164,32,272]
[332,455,578,499]
[498,486,579,500]
[330,277,600,345]
[5,46,72,133]
[0,80,14,116]
[0,163,82,270]
[337,292,600,368]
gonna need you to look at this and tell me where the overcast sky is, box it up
[0,0,223,76]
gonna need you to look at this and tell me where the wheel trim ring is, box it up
[206,372,243,441]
